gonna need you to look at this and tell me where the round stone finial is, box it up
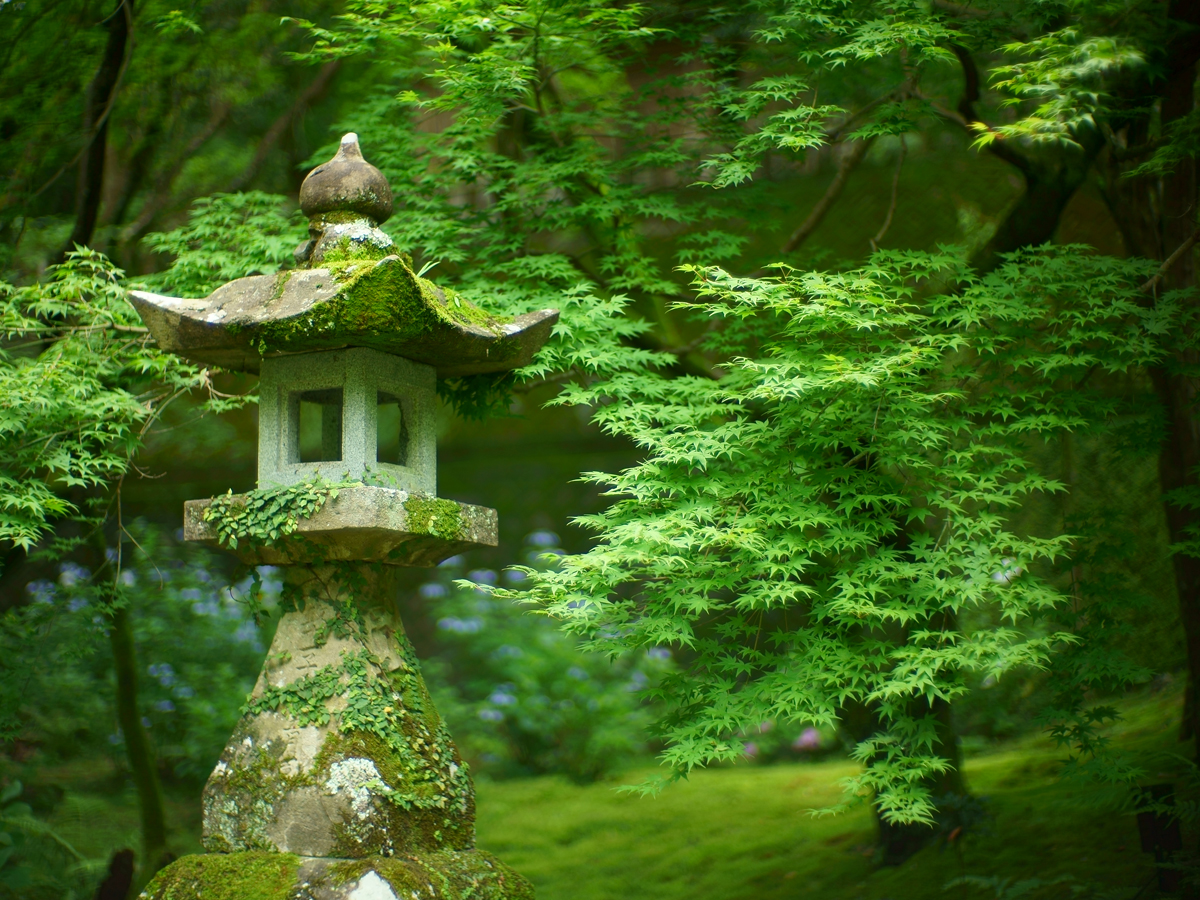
[299,133,394,224]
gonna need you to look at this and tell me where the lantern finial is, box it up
[299,132,394,225]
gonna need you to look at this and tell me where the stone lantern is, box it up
[127,134,556,900]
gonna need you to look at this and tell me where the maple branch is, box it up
[782,137,875,255]
[1141,225,1200,294]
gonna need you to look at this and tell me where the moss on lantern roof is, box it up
[129,252,558,377]
[130,132,557,375]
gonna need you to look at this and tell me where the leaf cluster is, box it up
[491,246,1177,823]
[0,250,215,549]
[202,478,356,550]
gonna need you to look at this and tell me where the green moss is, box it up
[434,281,502,329]
[250,255,512,357]
[404,496,465,541]
[327,852,534,900]
[308,627,476,854]
[141,852,300,900]
[267,271,290,304]
[319,235,392,265]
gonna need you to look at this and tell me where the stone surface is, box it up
[139,850,534,900]
[257,348,437,493]
[300,133,394,225]
[203,567,476,858]
[128,254,558,376]
[184,486,497,566]
[303,214,396,267]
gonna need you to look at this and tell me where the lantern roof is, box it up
[129,134,557,376]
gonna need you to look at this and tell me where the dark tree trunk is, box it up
[842,694,967,866]
[1097,0,1200,762]
[968,131,1105,274]
[1149,47,1200,756]
[948,44,1107,276]
[1097,9,1200,893]
[57,0,132,261]
[92,848,134,900]
[109,601,173,889]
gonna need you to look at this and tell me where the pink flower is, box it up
[792,727,821,751]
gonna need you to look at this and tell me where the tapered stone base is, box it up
[139,850,534,900]
[186,564,533,896]
[203,566,475,858]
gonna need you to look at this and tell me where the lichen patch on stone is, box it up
[327,757,384,820]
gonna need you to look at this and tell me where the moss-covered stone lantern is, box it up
[127,134,555,900]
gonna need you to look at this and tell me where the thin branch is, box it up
[512,369,581,395]
[870,135,907,251]
[122,101,232,241]
[1102,123,1167,162]
[782,137,875,254]
[55,0,135,261]
[666,320,720,356]
[31,0,133,206]
[1140,225,1200,293]
[824,92,898,142]
[932,0,1001,18]
[942,45,1036,177]
[223,60,342,194]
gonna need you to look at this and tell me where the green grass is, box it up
[473,686,1183,900]
[7,685,1185,900]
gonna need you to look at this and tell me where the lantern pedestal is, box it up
[141,564,534,900]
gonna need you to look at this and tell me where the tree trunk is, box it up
[968,131,1104,274]
[841,694,967,865]
[841,608,968,865]
[56,0,132,262]
[948,44,1106,277]
[1096,8,1200,893]
[109,599,172,890]
[1150,49,1200,757]
[1098,0,1200,761]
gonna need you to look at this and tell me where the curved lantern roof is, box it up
[129,134,558,377]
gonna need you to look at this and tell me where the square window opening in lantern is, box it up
[297,388,343,463]
[377,391,409,466]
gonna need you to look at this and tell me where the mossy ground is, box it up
[476,684,1182,900]
[9,685,1185,900]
